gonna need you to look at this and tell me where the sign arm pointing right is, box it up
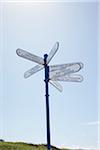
[47,42,59,64]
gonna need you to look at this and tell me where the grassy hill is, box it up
[0,141,70,150]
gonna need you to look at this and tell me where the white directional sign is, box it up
[49,62,83,78]
[16,48,44,65]
[16,42,84,92]
[47,42,59,64]
[24,65,44,78]
[49,62,83,72]
[49,80,63,92]
[50,74,83,82]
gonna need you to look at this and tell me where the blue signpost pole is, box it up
[44,54,51,150]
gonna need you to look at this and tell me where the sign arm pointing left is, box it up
[16,48,44,65]
[24,65,44,78]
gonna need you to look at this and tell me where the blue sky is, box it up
[0,1,99,149]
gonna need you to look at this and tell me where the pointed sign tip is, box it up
[24,73,28,79]
[16,48,21,56]
[78,62,84,69]
[79,75,84,82]
[56,41,59,45]
[56,42,59,48]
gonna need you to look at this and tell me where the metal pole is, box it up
[44,54,51,150]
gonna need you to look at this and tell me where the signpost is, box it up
[16,42,83,150]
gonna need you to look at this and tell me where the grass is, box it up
[0,141,71,150]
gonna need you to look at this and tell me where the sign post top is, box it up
[16,42,84,92]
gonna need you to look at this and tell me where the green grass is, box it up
[0,142,70,150]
